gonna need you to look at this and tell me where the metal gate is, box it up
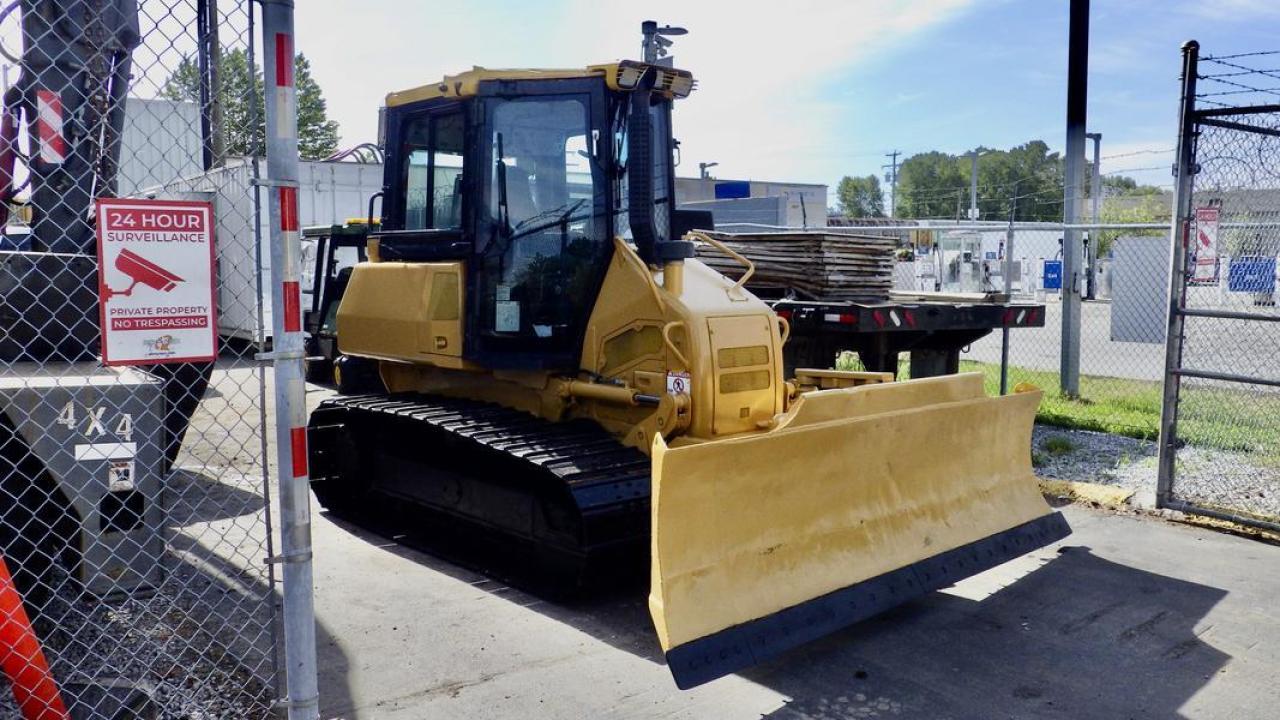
[1157,41,1280,533]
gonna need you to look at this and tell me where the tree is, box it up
[162,49,340,160]
[1102,175,1163,197]
[894,141,1064,222]
[836,174,885,218]
[896,151,966,219]
[295,55,340,160]
[1095,182,1170,257]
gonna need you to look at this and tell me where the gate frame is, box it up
[1155,40,1280,534]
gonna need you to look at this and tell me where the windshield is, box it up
[484,94,605,344]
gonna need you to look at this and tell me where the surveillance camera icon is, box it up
[106,248,184,299]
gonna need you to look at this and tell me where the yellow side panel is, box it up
[706,314,777,436]
[337,261,465,364]
[649,378,1055,653]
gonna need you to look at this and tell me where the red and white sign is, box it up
[1193,206,1220,283]
[95,198,217,366]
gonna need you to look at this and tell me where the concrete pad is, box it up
[311,502,1280,719]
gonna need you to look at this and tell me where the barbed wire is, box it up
[1102,148,1173,160]
[1202,49,1280,62]
[1198,56,1280,83]
[1197,74,1280,99]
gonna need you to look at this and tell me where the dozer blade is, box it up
[649,373,1070,688]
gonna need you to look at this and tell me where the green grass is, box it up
[1041,435,1077,455]
[834,351,1280,463]
[959,360,1280,463]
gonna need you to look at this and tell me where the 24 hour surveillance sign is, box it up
[96,198,218,366]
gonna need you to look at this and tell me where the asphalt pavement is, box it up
[966,293,1280,384]
[310,499,1280,719]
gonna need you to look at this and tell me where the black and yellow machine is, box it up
[306,59,1071,688]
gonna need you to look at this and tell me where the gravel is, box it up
[1032,424,1158,491]
[0,542,276,720]
[1031,424,1280,520]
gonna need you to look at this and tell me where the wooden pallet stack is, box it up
[695,231,896,301]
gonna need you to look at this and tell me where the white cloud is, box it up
[296,0,975,185]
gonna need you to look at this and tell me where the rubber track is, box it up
[313,393,653,512]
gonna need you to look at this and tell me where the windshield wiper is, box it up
[495,132,511,235]
[509,197,588,239]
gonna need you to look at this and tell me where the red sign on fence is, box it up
[95,198,218,365]
[1192,206,1220,283]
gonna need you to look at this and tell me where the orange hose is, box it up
[0,557,68,720]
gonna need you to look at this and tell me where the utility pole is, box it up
[1060,0,1089,397]
[1085,132,1102,299]
[882,150,900,217]
[969,150,980,220]
[698,161,718,180]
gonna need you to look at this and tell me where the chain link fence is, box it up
[0,1,285,717]
[1156,42,1280,531]
[958,224,1169,418]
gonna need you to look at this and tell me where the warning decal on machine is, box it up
[666,371,691,396]
[96,198,217,366]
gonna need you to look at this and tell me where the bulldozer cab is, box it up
[374,63,691,370]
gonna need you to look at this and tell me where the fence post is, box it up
[1000,192,1017,395]
[1060,0,1089,397]
[261,1,320,718]
[1155,40,1200,509]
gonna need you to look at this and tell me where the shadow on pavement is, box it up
[320,512,1230,720]
[751,545,1228,719]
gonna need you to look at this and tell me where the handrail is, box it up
[776,314,790,345]
[688,230,754,298]
[662,320,690,369]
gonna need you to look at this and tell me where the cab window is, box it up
[401,111,465,230]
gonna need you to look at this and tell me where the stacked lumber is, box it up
[695,231,896,301]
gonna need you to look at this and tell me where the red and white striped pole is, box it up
[261,2,319,718]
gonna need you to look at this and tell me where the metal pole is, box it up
[1060,0,1089,397]
[883,150,900,217]
[1001,186,1017,395]
[261,2,319,718]
[207,0,224,167]
[969,150,979,220]
[197,0,211,171]
[641,20,657,63]
[1085,132,1101,299]
[1156,40,1200,509]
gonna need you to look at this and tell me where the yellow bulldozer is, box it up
[306,59,1070,689]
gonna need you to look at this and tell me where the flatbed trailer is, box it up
[772,293,1045,378]
[300,220,1047,385]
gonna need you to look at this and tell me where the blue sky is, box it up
[296,0,1280,205]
